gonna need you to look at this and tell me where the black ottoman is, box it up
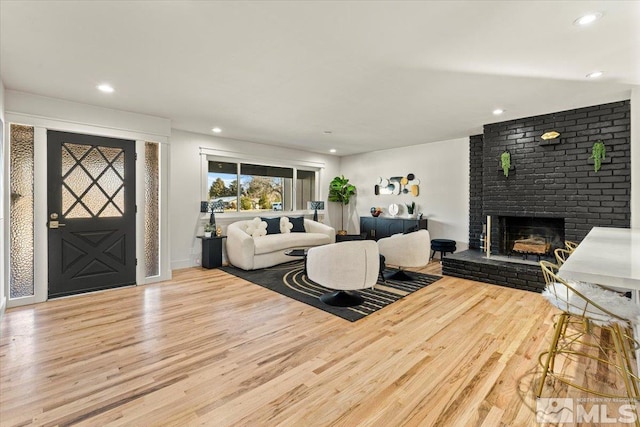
[430,239,456,260]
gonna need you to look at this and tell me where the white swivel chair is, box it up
[377,229,431,281]
[306,240,380,307]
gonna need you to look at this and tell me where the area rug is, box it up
[220,261,441,322]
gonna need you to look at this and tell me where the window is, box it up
[296,169,315,211]
[207,160,316,212]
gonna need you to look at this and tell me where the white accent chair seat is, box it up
[306,240,380,307]
[376,229,431,281]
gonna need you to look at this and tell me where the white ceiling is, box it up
[1,1,638,156]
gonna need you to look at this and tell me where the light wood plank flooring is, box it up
[0,262,634,426]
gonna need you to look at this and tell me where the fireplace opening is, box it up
[497,216,565,261]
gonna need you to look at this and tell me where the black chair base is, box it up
[384,269,413,281]
[320,290,364,307]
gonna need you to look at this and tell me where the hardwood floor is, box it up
[0,261,634,426]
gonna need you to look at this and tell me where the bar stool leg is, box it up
[537,313,568,398]
[611,323,640,427]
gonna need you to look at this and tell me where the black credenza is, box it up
[360,217,428,241]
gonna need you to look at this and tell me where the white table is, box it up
[558,227,640,289]
[559,227,640,370]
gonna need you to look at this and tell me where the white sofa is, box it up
[226,218,335,270]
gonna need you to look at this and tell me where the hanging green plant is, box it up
[500,151,511,177]
[590,140,606,173]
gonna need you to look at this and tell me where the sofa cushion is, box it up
[253,232,332,255]
[261,217,281,235]
[288,216,305,232]
[245,217,267,237]
[280,216,293,233]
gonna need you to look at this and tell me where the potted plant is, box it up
[204,223,215,238]
[328,175,356,235]
[406,201,416,218]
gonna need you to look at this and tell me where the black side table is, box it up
[197,236,226,268]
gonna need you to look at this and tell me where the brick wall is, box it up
[469,100,631,247]
[468,134,484,249]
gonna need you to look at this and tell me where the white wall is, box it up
[169,129,341,269]
[631,86,639,229]
[340,137,470,256]
[0,78,6,319]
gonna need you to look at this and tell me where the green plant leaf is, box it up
[590,140,606,173]
[500,151,511,178]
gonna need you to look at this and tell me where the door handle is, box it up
[49,213,66,229]
[49,220,66,229]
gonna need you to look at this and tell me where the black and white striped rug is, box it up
[220,260,441,322]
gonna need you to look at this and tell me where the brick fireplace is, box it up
[497,216,564,260]
[444,100,631,292]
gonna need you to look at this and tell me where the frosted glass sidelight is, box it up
[9,125,35,298]
[144,142,160,277]
[62,142,125,218]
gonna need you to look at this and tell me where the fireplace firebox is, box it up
[497,216,565,260]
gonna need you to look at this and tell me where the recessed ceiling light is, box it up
[329,149,337,153]
[492,109,505,115]
[212,127,222,133]
[574,13,602,26]
[323,130,332,135]
[586,71,603,79]
[97,84,114,93]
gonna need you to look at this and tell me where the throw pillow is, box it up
[261,217,281,235]
[288,216,305,233]
[245,217,267,238]
[280,217,293,233]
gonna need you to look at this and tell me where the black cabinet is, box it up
[360,217,427,241]
[197,236,226,268]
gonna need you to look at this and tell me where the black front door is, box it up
[47,131,136,298]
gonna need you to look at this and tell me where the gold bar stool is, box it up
[565,240,579,253]
[554,247,572,266]
[537,261,640,425]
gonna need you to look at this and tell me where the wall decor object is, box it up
[541,131,560,140]
[540,130,561,146]
[375,174,419,196]
[500,151,512,177]
[590,140,606,172]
